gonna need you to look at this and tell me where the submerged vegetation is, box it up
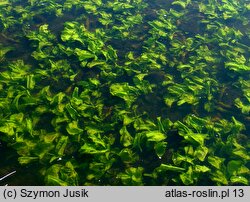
[0,0,249,185]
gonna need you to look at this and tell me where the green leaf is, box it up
[80,143,108,154]
[110,83,139,107]
[66,121,83,135]
[172,0,191,9]
[194,165,210,173]
[0,123,15,136]
[0,0,9,6]
[75,48,96,61]
[44,133,59,143]
[208,156,225,169]
[120,126,133,147]
[133,132,145,151]
[146,131,166,142]
[46,175,68,186]
[134,118,157,131]
[45,162,78,185]
[61,22,86,43]
[119,148,139,164]
[230,176,248,185]
[183,133,208,145]
[122,114,134,126]
[65,103,79,120]
[154,142,167,158]
[26,74,35,89]
[227,160,243,176]
[180,166,194,185]
[18,157,39,165]
[87,60,106,68]
[235,98,250,114]
[117,167,144,185]
[172,153,194,165]
[0,44,13,60]
[164,96,176,107]
[156,164,185,172]
[225,62,250,72]
[232,149,250,160]
[194,145,208,161]
[184,145,194,156]
[55,136,68,156]
[157,117,173,133]
[210,170,228,185]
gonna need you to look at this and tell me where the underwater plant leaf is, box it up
[75,48,96,61]
[146,131,166,142]
[66,121,83,135]
[119,148,139,164]
[133,132,145,151]
[65,103,79,120]
[45,162,78,185]
[55,136,68,156]
[120,126,133,147]
[194,165,210,173]
[133,118,157,132]
[0,0,9,6]
[0,44,13,60]
[154,142,167,158]
[18,157,39,165]
[208,156,225,169]
[164,96,176,107]
[44,133,59,144]
[210,170,228,185]
[172,153,194,165]
[235,98,250,114]
[46,175,68,186]
[230,176,248,185]
[180,166,194,185]
[183,133,208,145]
[26,74,35,89]
[122,114,134,126]
[227,160,248,176]
[80,143,109,154]
[225,62,250,72]
[156,117,173,133]
[26,24,56,50]
[0,123,15,136]
[117,167,144,185]
[61,21,86,43]
[110,83,139,107]
[156,164,185,172]
[194,145,208,161]
[0,0,249,187]
[184,145,194,156]
[232,149,250,160]
[172,0,191,9]
[87,60,106,68]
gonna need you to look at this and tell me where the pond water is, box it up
[0,0,249,185]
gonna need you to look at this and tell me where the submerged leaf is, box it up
[120,126,133,147]
[110,83,139,107]
[210,170,228,185]
[154,142,167,158]
[146,131,166,142]
[156,164,185,172]
[66,121,83,135]
[230,176,248,185]
[208,156,225,169]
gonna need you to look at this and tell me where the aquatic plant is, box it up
[0,0,249,185]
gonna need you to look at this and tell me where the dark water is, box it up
[0,0,249,185]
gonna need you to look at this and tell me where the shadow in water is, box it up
[0,142,43,186]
